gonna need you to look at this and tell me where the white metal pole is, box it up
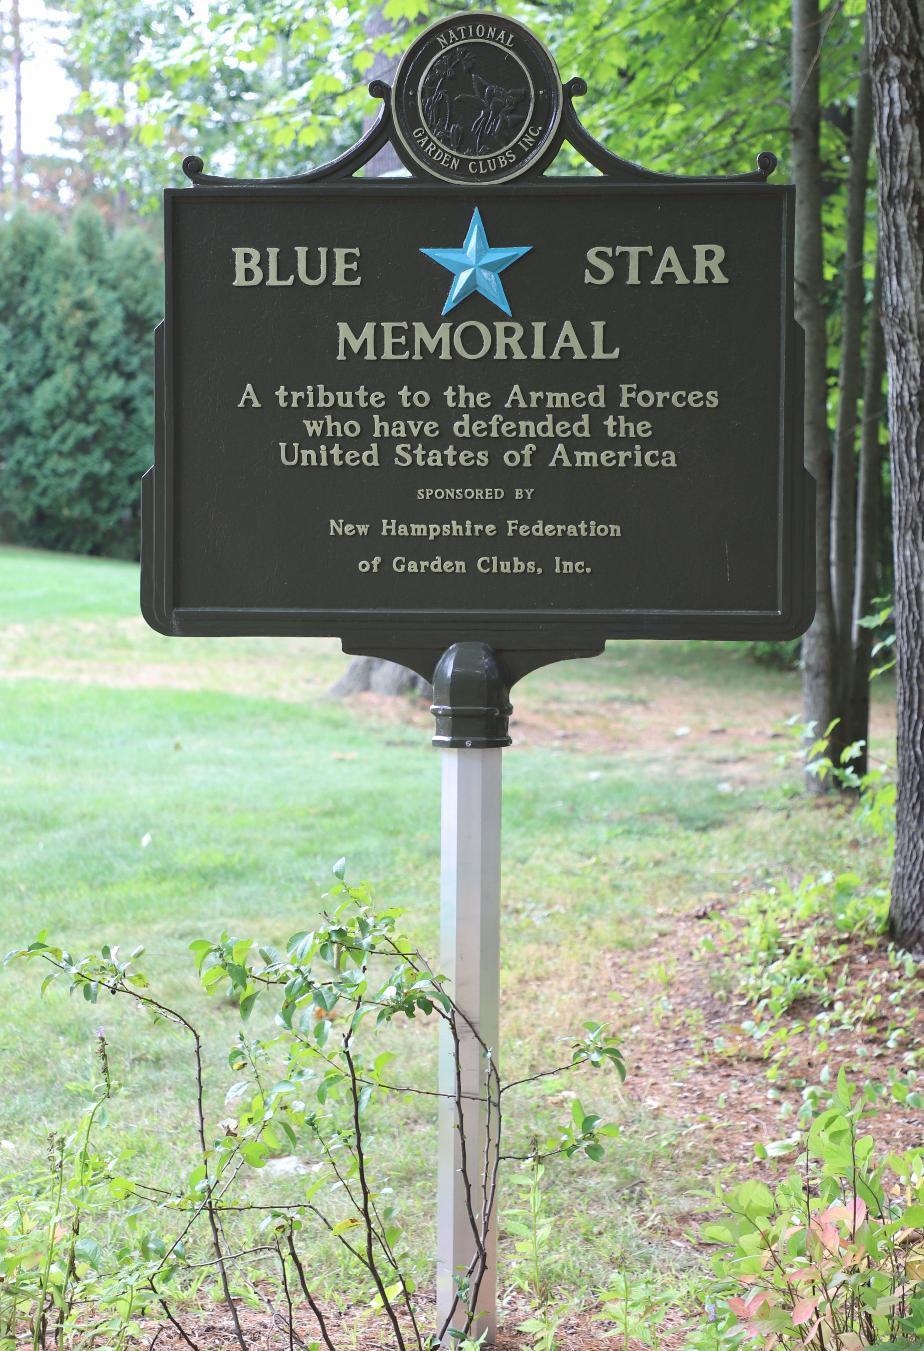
[436,746,502,1346]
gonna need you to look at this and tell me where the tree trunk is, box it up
[364,5,404,177]
[330,656,430,698]
[116,81,130,221]
[831,33,873,664]
[792,0,838,786]
[11,0,23,199]
[0,10,5,195]
[843,261,886,774]
[869,0,924,951]
[332,8,427,699]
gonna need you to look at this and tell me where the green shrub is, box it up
[743,638,802,670]
[699,1073,924,1350]
[0,208,161,558]
[1,864,625,1350]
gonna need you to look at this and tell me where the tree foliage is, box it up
[47,1,852,199]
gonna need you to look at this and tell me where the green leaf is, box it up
[188,940,212,970]
[835,1066,853,1108]
[332,1217,360,1235]
[140,1233,166,1261]
[240,1141,268,1168]
[732,1180,774,1219]
[74,1237,103,1271]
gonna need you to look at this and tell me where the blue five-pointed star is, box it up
[421,208,531,317]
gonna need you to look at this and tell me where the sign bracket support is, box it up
[432,642,512,1347]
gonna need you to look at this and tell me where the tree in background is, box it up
[44,0,366,213]
[0,207,161,556]
[791,0,836,769]
[9,0,23,197]
[868,0,924,951]
[790,1,888,785]
[45,2,816,211]
[38,0,198,216]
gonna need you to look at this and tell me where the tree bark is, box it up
[793,0,838,786]
[869,0,924,951]
[332,8,427,700]
[11,0,23,199]
[0,10,5,195]
[843,260,886,774]
[330,656,430,698]
[831,33,873,662]
[364,4,404,177]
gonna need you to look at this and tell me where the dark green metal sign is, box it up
[142,14,813,681]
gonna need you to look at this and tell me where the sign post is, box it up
[141,11,814,1345]
[436,746,501,1341]
[432,643,511,1343]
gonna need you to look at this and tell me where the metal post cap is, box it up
[431,642,512,749]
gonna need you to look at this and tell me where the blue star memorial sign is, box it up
[421,208,532,317]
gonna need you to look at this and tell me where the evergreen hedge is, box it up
[0,208,161,557]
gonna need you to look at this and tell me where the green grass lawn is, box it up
[0,544,895,1307]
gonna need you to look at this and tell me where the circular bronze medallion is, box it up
[391,12,562,184]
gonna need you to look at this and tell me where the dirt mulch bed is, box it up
[611,899,924,1180]
[141,1288,690,1350]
